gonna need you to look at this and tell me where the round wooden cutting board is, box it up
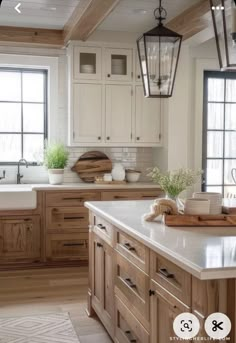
[71,151,112,183]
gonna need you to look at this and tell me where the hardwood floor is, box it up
[0,266,112,343]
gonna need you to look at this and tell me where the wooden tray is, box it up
[165,214,236,227]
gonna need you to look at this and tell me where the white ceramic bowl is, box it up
[126,171,141,183]
[193,192,222,214]
[184,198,210,215]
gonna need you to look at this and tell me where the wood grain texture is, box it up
[0,26,63,47]
[166,0,225,41]
[64,0,120,43]
[165,214,236,226]
[71,151,112,183]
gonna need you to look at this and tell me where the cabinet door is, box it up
[135,86,161,144]
[106,85,132,143]
[0,216,41,262]
[150,280,190,343]
[92,235,114,337]
[73,46,102,80]
[73,84,103,143]
[105,48,132,82]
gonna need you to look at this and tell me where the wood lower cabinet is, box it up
[88,211,234,343]
[150,280,190,343]
[0,216,41,263]
[92,233,115,337]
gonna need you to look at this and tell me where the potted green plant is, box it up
[44,142,69,185]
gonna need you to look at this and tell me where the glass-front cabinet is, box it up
[73,46,102,80]
[105,48,132,82]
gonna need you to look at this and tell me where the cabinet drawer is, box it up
[93,215,114,246]
[46,191,100,207]
[116,231,149,273]
[115,296,149,343]
[115,252,149,330]
[150,251,191,306]
[46,207,88,233]
[101,190,161,201]
[46,233,88,261]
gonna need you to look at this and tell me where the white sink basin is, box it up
[0,185,37,210]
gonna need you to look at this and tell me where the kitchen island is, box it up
[85,200,236,342]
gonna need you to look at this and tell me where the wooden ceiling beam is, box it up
[0,26,63,47]
[166,0,227,41]
[63,0,120,44]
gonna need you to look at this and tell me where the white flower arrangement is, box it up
[148,167,202,198]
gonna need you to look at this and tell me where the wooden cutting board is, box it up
[71,151,112,183]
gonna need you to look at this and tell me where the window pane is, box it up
[207,131,223,158]
[23,73,45,102]
[0,71,21,101]
[207,103,224,129]
[226,79,236,102]
[23,134,44,161]
[0,134,21,162]
[225,160,236,184]
[225,132,236,158]
[206,159,223,185]
[23,104,44,132]
[225,104,236,130]
[208,78,224,102]
[224,186,236,198]
[0,103,21,132]
[206,186,223,194]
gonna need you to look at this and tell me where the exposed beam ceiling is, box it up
[166,0,227,41]
[0,26,63,47]
[0,0,229,47]
[63,0,121,44]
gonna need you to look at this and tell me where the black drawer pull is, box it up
[97,242,103,248]
[125,330,137,342]
[64,216,85,220]
[123,242,135,252]
[125,278,136,288]
[97,224,106,230]
[63,197,83,201]
[114,196,127,199]
[159,268,174,279]
[63,243,84,247]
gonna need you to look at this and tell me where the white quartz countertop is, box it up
[85,200,236,280]
[0,182,160,191]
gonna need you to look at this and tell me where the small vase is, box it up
[165,193,184,213]
[111,162,125,181]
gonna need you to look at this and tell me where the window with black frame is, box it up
[0,68,47,164]
[203,70,236,197]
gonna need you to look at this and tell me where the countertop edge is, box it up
[85,202,236,281]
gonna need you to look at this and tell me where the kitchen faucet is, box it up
[0,170,6,181]
[17,159,28,184]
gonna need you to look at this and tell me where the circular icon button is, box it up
[173,313,200,340]
[205,313,231,340]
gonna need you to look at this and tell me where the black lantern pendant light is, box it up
[210,0,236,70]
[137,0,182,98]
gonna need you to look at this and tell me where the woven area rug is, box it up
[0,313,80,343]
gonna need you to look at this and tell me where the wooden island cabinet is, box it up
[0,186,162,267]
[86,208,236,343]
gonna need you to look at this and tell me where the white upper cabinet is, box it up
[106,85,132,143]
[105,48,133,82]
[72,83,103,144]
[135,86,161,144]
[73,46,102,81]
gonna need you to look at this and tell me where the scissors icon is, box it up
[212,320,224,332]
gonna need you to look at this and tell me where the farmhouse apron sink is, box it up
[0,185,37,210]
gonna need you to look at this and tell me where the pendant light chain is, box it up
[154,0,167,26]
